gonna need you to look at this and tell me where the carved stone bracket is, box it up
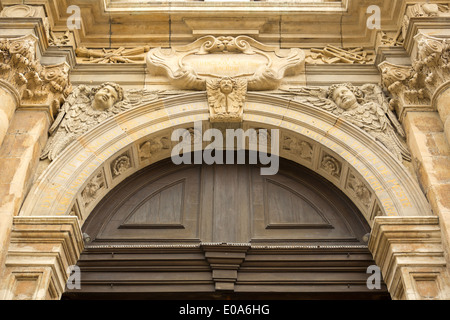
[0,34,72,118]
[0,216,84,300]
[201,243,250,292]
[369,216,449,300]
[379,33,450,122]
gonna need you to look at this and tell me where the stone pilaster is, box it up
[369,216,449,300]
[0,33,72,293]
[380,32,450,288]
[0,217,84,300]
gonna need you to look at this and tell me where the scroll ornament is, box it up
[147,35,305,91]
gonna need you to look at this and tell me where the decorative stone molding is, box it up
[81,170,107,209]
[0,4,50,39]
[49,30,73,47]
[0,216,84,300]
[0,34,71,117]
[305,45,375,65]
[281,134,314,163]
[380,33,450,122]
[76,46,150,64]
[320,154,342,179]
[402,3,450,41]
[138,135,171,163]
[369,216,449,300]
[147,35,305,91]
[207,76,247,123]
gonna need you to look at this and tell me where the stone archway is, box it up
[3,92,448,300]
[19,92,432,222]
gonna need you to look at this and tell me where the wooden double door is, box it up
[84,157,369,245]
[64,156,389,299]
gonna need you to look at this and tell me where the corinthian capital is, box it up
[414,33,450,91]
[379,34,450,121]
[0,34,72,118]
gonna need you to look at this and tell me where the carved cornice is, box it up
[379,33,450,121]
[0,34,72,117]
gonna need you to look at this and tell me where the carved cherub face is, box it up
[93,85,120,111]
[219,78,234,95]
[331,86,359,110]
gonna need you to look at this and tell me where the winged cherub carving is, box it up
[206,76,247,123]
[41,82,160,161]
[288,83,411,162]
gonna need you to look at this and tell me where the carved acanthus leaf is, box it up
[0,34,72,114]
[380,34,450,119]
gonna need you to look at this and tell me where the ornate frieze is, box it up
[81,170,106,208]
[111,152,132,179]
[320,154,342,179]
[347,171,373,209]
[139,136,171,163]
[0,34,71,114]
[147,35,305,91]
[282,135,314,162]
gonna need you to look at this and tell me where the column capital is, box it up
[0,34,72,119]
[379,34,450,121]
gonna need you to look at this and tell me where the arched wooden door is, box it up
[63,156,390,299]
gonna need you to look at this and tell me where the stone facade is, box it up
[0,0,449,300]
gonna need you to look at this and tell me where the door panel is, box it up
[84,157,369,245]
